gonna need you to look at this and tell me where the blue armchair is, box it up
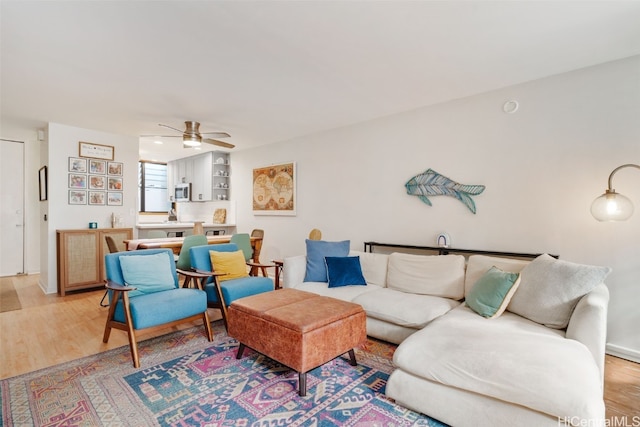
[189,243,274,329]
[103,249,213,368]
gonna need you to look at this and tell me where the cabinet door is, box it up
[191,152,213,201]
[57,230,100,295]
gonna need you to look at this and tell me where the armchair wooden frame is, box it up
[103,278,213,368]
[181,268,232,329]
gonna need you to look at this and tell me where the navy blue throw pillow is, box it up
[325,256,367,288]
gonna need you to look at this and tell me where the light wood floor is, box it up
[1,274,638,421]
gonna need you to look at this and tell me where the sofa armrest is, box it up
[566,283,609,388]
[283,255,307,288]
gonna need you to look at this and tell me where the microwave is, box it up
[174,183,191,202]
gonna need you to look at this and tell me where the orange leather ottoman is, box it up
[227,288,367,396]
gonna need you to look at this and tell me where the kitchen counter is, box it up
[136,222,235,229]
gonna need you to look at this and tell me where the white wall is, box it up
[42,123,139,293]
[230,56,640,361]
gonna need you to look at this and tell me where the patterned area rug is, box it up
[1,321,446,426]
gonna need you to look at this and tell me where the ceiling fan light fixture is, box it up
[183,134,201,147]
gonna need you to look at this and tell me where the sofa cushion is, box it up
[393,304,605,421]
[291,281,380,302]
[507,254,611,329]
[464,255,530,296]
[386,253,465,299]
[304,239,350,282]
[349,250,389,288]
[466,266,521,318]
[209,249,249,282]
[325,256,367,288]
[352,288,460,329]
[119,252,176,297]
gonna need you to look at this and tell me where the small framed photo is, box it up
[107,161,123,176]
[69,190,86,205]
[88,191,106,205]
[108,177,123,190]
[107,192,123,206]
[69,173,87,189]
[89,159,106,174]
[68,157,87,173]
[89,175,106,190]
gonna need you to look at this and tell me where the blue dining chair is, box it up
[189,243,274,329]
[103,248,213,368]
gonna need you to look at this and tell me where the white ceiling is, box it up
[2,1,640,162]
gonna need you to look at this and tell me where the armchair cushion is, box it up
[325,256,367,288]
[119,252,176,297]
[465,266,521,319]
[204,276,274,306]
[113,287,208,329]
[209,249,249,282]
[304,239,350,282]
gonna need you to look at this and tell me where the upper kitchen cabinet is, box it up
[191,152,213,201]
[168,151,230,202]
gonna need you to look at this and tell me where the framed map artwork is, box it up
[252,162,296,216]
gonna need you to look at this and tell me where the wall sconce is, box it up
[590,164,640,221]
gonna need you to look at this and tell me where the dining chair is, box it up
[189,243,274,329]
[103,248,213,367]
[105,235,119,254]
[230,233,272,277]
[175,234,208,275]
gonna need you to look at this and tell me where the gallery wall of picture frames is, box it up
[68,143,123,206]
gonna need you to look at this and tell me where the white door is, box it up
[0,140,25,276]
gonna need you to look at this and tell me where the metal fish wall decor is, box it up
[405,169,485,214]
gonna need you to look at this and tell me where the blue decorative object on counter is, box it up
[405,169,485,214]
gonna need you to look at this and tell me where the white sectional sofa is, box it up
[283,248,610,427]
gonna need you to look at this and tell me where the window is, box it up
[139,161,171,213]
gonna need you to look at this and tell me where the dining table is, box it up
[123,235,264,264]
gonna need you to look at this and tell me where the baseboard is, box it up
[606,343,640,363]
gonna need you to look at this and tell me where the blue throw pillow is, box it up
[325,256,367,288]
[119,252,176,297]
[304,239,350,282]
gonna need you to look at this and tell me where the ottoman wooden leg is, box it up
[298,372,307,396]
[236,343,246,359]
[348,349,357,366]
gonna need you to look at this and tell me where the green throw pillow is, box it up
[466,266,521,319]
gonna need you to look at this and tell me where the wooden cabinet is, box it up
[56,228,133,296]
[192,152,213,201]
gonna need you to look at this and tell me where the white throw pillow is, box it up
[387,253,465,299]
[507,254,611,329]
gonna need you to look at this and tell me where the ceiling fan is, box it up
[144,121,234,149]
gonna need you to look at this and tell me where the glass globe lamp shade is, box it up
[183,135,201,147]
[590,190,634,222]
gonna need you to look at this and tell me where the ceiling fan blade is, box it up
[140,134,182,138]
[203,138,235,149]
[158,123,185,134]
[200,131,231,138]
